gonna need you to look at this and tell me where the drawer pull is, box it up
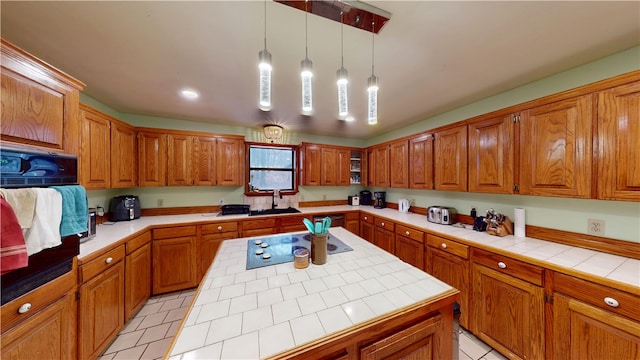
[105,257,113,264]
[497,261,507,269]
[405,231,410,236]
[364,216,368,220]
[217,226,223,231]
[18,303,32,314]
[381,222,385,227]
[604,297,619,308]
[441,243,447,249]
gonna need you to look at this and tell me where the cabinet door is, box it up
[520,95,592,198]
[468,115,514,194]
[374,227,394,254]
[194,136,216,186]
[428,246,470,329]
[337,148,351,186]
[345,219,359,236]
[79,262,125,360]
[80,105,111,189]
[472,263,544,360]
[597,81,640,201]
[302,144,322,186]
[409,134,434,189]
[375,146,390,187]
[361,315,443,360]
[321,147,338,185]
[0,293,76,360]
[111,121,137,188]
[434,126,468,191]
[360,221,374,242]
[553,293,640,360]
[167,134,193,186]
[395,235,424,270]
[125,243,151,320]
[152,237,198,294]
[367,148,376,187]
[216,137,243,186]
[199,233,228,279]
[138,131,167,186]
[390,140,409,188]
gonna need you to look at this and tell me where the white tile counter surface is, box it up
[166,227,457,359]
[81,205,639,291]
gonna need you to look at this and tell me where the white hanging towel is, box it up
[23,188,62,256]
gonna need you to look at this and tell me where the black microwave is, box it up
[0,145,78,187]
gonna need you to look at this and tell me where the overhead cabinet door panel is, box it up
[468,115,514,194]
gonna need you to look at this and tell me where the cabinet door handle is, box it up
[105,257,113,264]
[18,303,32,314]
[441,243,447,249]
[381,222,385,227]
[217,226,223,231]
[364,216,368,220]
[604,297,619,308]
[405,231,410,236]
[497,261,507,269]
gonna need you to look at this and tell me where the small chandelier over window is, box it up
[263,124,283,143]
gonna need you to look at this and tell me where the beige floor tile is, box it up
[459,348,473,360]
[181,295,194,307]
[113,344,147,360]
[98,352,116,360]
[135,302,164,317]
[141,338,173,359]
[159,298,185,312]
[120,316,143,334]
[164,307,188,323]
[138,323,171,345]
[166,320,183,339]
[482,349,509,360]
[138,312,168,329]
[460,332,491,360]
[104,329,145,354]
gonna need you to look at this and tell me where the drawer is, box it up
[79,245,125,283]
[279,216,307,227]
[153,225,196,239]
[374,218,395,231]
[201,221,239,234]
[472,248,543,286]
[360,213,374,224]
[345,212,359,221]
[242,218,277,231]
[126,231,151,254]
[554,273,640,320]
[396,224,424,243]
[426,235,469,259]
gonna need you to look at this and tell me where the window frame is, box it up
[244,142,299,196]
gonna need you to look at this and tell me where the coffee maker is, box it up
[373,191,386,209]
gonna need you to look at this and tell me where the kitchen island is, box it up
[165,227,459,359]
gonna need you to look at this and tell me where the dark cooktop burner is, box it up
[246,233,353,269]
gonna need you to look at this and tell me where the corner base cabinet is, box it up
[152,226,198,294]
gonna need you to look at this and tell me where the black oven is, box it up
[0,145,80,305]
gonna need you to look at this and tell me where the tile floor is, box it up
[101,289,507,360]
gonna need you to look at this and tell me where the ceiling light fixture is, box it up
[258,0,272,111]
[180,89,199,99]
[367,19,378,125]
[300,0,313,114]
[336,12,349,118]
[263,124,283,143]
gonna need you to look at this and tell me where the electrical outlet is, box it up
[323,194,327,201]
[157,198,164,207]
[587,219,605,235]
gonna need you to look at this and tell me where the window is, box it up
[248,145,295,191]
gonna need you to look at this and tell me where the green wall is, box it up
[87,46,640,243]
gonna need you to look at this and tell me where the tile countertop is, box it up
[166,227,457,359]
[80,205,640,292]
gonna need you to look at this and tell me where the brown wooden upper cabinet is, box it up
[367,147,376,187]
[215,136,244,186]
[301,143,322,186]
[167,134,193,186]
[193,136,217,186]
[110,121,137,188]
[374,145,390,187]
[300,143,354,186]
[434,125,468,191]
[409,133,434,189]
[80,104,111,189]
[138,131,168,187]
[597,81,640,201]
[390,140,409,188]
[1,38,85,154]
[519,94,592,198]
[468,114,515,194]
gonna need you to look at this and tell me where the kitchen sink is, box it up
[249,207,301,216]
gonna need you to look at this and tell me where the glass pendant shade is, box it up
[336,66,349,117]
[367,74,378,125]
[301,57,313,113]
[258,49,272,110]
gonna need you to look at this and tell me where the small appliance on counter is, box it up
[359,190,372,205]
[348,195,360,206]
[219,204,250,215]
[373,191,386,209]
[427,206,458,224]
[108,195,141,222]
[398,199,410,213]
[80,208,97,242]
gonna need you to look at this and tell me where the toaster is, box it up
[427,206,458,225]
[109,195,141,222]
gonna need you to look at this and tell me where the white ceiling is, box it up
[2,1,638,139]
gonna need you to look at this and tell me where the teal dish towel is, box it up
[51,185,88,237]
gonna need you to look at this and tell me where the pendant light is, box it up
[336,12,349,118]
[367,19,379,125]
[300,0,313,114]
[258,0,272,111]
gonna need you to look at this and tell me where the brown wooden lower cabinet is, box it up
[125,242,151,320]
[199,221,239,279]
[360,213,374,242]
[241,218,277,237]
[152,235,198,295]
[360,315,442,359]
[345,212,360,236]
[373,218,395,254]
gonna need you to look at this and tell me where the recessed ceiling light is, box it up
[345,115,355,122]
[180,89,199,99]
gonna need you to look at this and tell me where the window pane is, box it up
[249,147,293,169]
[250,170,293,190]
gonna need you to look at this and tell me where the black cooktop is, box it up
[246,233,352,269]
